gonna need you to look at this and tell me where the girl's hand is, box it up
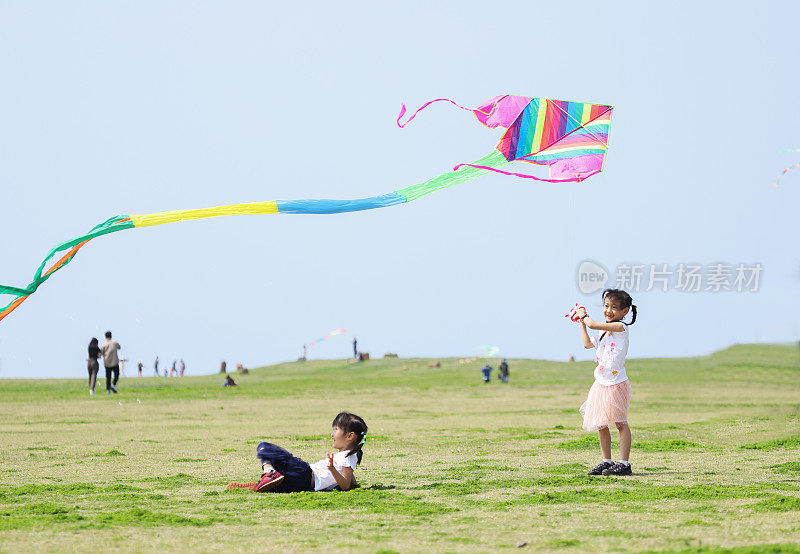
[565,304,587,322]
[327,453,335,469]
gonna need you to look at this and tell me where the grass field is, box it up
[1,344,799,553]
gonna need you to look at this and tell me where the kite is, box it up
[0,94,613,323]
[774,162,800,188]
[458,345,501,364]
[307,328,347,350]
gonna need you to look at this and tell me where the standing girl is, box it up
[226,412,368,492]
[573,288,637,476]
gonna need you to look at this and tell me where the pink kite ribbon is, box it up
[452,162,600,183]
[397,98,473,128]
[396,96,511,128]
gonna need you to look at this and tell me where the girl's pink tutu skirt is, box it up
[579,380,631,431]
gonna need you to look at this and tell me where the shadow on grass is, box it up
[220,485,451,516]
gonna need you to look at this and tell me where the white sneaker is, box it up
[90,389,95,396]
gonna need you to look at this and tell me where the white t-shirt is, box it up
[589,322,629,386]
[309,451,358,491]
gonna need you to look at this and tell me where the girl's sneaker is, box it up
[587,461,614,475]
[255,470,284,492]
[602,462,633,476]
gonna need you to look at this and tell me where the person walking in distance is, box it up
[101,331,122,394]
[87,338,101,395]
[352,337,358,359]
[498,359,510,383]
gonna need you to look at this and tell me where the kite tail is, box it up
[0,216,134,322]
[396,96,508,128]
[0,150,511,325]
[451,162,600,183]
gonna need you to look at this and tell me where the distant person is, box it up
[171,360,177,377]
[154,356,160,377]
[179,359,186,376]
[87,337,101,395]
[572,288,637,477]
[498,359,509,383]
[100,331,121,394]
[302,344,307,361]
[481,364,492,383]
[352,337,358,359]
[220,360,227,374]
[137,360,143,377]
[222,375,238,387]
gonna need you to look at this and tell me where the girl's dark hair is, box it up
[598,289,637,342]
[89,337,99,347]
[332,412,368,464]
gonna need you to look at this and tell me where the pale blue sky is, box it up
[1,1,798,378]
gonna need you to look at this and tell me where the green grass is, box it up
[635,439,706,451]
[0,343,799,552]
[742,435,800,451]
[770,462,800,474]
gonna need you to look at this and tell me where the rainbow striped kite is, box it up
[0,94,613,323]
[307,328,347,350]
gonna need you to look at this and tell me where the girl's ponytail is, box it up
[348,432,366,465]
[628,304,637,326]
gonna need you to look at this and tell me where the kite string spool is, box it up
[564,304,587,322]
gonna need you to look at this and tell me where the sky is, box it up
[1,1,798,378]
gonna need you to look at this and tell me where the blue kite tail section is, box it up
[276,192,406,214]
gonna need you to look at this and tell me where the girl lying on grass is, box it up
[226,412,367,492]
[573,288,637,477]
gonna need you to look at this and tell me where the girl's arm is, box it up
[582,317,625,333]
[327,454,354,491]
[579,320,594,349]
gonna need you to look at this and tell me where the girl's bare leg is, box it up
[598,426,612,459]
[616,422,631,460]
